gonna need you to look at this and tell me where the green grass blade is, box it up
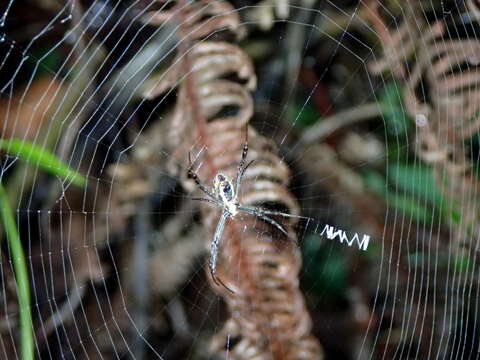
[0,138,86,187]
[0,182,34,360]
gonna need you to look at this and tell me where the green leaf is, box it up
[363,169,434,223]
[289,102,321,128]
[364,165,461,225]
[379,82,411,136]
[301,235,347,298]
[362,170,387,196]
[31,48,61,78]
[453,251,473,272]
[387,192,433,223]
[387,163,444,207]
[450,208,461,224]
[408,251,424,267]
[0,138,86,187]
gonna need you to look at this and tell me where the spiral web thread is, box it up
[0,1,478,359]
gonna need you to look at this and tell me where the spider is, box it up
[187,132,304,292]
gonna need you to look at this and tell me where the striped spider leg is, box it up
[188,131,305,293]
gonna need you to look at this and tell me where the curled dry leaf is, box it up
[143,0,323,358]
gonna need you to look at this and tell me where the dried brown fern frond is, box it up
[143,0,323,358]
[406,31,480,227]
[363,4,480,357]
[366,9,418,78]
[467,0,480,20]
[366,1,480,234]
[367,2,480,140]
[247,0,291,31]
[144,0,245,40]
[144,41,256,100]
[404,24,480,140]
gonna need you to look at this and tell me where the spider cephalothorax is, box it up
[187,132,303,292]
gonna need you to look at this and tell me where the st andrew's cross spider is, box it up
[187,130,305,293]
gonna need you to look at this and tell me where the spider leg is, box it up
[235,129,249,195]
[187,152,217,199]
[238,205,309,220]
[239,207,290,237]
[210,267,235,294]
[209,211,235,293]
[237,127,249,173]
[191,197,222,207]
[235,160,255,197]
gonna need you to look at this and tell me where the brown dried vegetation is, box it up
[141,0,323,358]
[367,0,480,241]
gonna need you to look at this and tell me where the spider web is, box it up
[0,0,478,359]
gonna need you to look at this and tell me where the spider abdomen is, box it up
[214,174,235,202]
[213,173,238,215]
[221,182,233,201]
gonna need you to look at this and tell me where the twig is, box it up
[130,197,151,360]
[298,102,381,145]
[40,284,86,339]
